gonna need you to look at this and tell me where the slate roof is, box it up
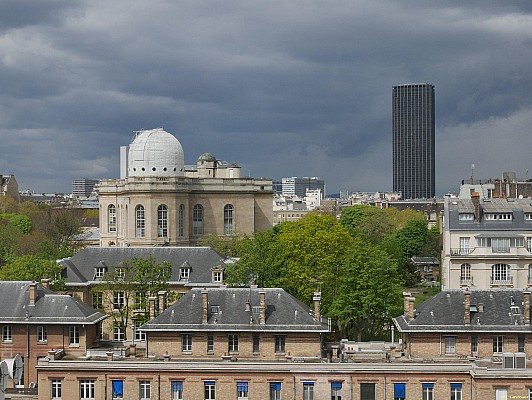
[59,247,227,286]
[394,290,532,333]
[0,281,107,324]
[445,197,532,231]
[141,287,330,333]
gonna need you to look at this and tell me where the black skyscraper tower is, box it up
[392,83,435,199]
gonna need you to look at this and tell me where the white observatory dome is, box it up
[128,128,185,177]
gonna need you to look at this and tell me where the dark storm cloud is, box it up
[0,0,531,194]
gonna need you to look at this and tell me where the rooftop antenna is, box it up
[470,164,475,184]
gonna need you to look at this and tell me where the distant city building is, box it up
[1,174,19,202]
[72,178,99,198]
[272,180,283,195]
[281,177,325,197]
[392,83,435,199]
[97,128,273,247]
[459,172,532,200]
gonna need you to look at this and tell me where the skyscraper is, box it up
[392,83,435,199]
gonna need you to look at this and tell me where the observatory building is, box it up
[97,128,273,247]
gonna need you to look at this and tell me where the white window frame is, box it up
[182,334,192,352]
[237,381,248,399]
[422,384,434,400]
[139,381,151,400]
[135,320,146,342]
[228,334,239,352]
[275,335,286,353]
[445,336,456,354]
[204,382,216,400]
[51,379,62,400]
[180,268,190,280]
[493,335,504,354]
[113,323,126,341]
[80,380,95,399]
[69,326,80,346]
[223,204,234,235]
[114,291,125,310]
[108,204,117,232]
[38,325,48,343]
[135,205,145,238]
[157,204,168,238]
[269,382,281,400]
[207,335,214,353]
[2,325,12,342]
[451,384,463,400]
[303,382,314,400]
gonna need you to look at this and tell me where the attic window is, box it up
[470,305,478,313]
[511,306,520,315]
[94,267,107,279]
[210,305,220,314]
[485,213,513,221]
[459,213,474,221]
[252,306,260,314]
[180,268,191,280]
[525,213,532,220]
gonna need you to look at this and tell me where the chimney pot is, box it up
[259,289,266,325]
[464,289,471,325]
[29,281,38,306]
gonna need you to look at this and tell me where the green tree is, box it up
[93,256,172,339]
[1,214,32,234]
[0,220,22,265]
[328,241,403,341]
[340,205,393,244]
[199,235,245,258]
[0,255,65,289]
[49,209,83,257]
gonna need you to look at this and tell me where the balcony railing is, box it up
[490,276,513,286]
[450,248,475,256]
[460,277,473,286]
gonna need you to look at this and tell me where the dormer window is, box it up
[210,305,220,314]
[94,267,107,280]
[525,213,532,220]
[485,213,512,221]
[459,213,474,221]
[252,306,260,314]
[116,268,126,279]
[180,268,191,280]
[511,306,520,315]
[212,270,223,283]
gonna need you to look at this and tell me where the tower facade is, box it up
[392,83,435,199]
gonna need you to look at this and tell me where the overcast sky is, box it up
[1,0,531,195]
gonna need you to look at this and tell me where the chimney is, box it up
[313,291,321,321]
[471,192,481,222]
[403,291,410,316]
[524,291,531,325]
[158,291,167,314]
[202,288,208,324]
[259,289,266,325]
[41,278,50,289]
[148,296,156,319]
[408,297,415,321]
[464,289,471,325]
[29,281,38,306]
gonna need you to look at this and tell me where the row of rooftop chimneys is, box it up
[403,290,532,325]
[28,280,324,323]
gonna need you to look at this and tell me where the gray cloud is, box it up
[1,0,531,194]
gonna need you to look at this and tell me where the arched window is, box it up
[178,204,185,237]
[193,204,204,236]
[135,205,145,238]
[460,264,471,285]
[528,264,532,284]
[108,204,117,232]
[224,204,234,235]
[491,263,510,284]
[157,205,168,238]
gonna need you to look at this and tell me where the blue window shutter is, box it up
[204,381,216,386]
[270,382,281,391]
[331,382,342,389]
[172,381,183,391]
[394,383,406,398]
[422,383,434,389]
[112,380,123,396]
[451,383,462,389]
[237,382,248,391]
